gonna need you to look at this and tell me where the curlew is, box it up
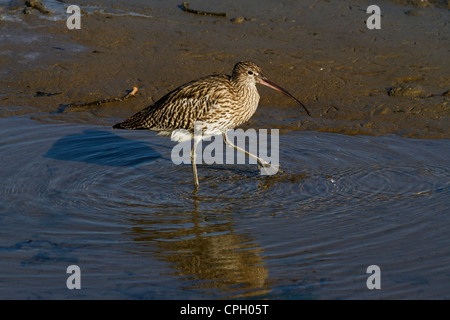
[113,61,310,189]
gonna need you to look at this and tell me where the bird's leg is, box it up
[222,132,273,174]
[191,135,201,189]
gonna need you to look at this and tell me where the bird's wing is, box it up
[114,75,232,130]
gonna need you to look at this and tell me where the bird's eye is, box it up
[248,71,254,75]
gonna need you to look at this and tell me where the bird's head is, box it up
[232,61,311,116]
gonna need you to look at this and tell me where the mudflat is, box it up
[1,0,449,138]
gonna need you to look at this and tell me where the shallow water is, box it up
[0,116,448,299]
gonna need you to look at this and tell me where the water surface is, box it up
[0,116,448,299]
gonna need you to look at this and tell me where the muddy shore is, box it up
[1,0,449,138]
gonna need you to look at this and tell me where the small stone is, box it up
[231,16,245,24]
[387,84,425,97]
[379,107,392,115]
[25,0,50,15]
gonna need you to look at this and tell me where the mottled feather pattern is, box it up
[114,62,265,133]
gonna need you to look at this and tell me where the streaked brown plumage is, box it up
[113,61,310,189]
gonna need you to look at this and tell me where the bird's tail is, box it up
[112,120,147,130]
[112,109,150,130]
[112,122,129,129]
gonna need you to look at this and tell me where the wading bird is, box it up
[113,61,310,189]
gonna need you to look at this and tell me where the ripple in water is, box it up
[1,118,449,299]
[187,132,450,218]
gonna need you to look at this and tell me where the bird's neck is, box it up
[229,81,260,127]
[234,82,259,105]
[231,76,256,95]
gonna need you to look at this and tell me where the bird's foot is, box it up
[258,161,282,175]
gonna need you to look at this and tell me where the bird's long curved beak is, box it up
[257,76,311,116]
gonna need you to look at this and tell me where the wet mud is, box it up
[0,0,449,138]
